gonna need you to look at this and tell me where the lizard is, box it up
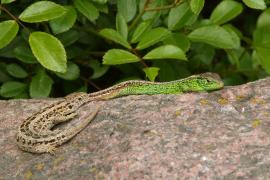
[16,72,224,154]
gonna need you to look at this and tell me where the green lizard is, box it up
[16,72,224,154]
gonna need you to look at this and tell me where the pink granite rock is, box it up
[1,77,270,179]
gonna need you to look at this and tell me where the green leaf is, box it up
[13,90,29,99]
[143,45,187,60]
[76,85,88,93]
[190,0,204,15]
[227,48,252,72]
[92,0,107,4]
[19,1,66,23]
[253,28,270,74]
[0,20,19,49]
[168,2,197,30]
[222,24,243,39]
[30,70,53,98]
[0,36,21,58]
[117,0,137,22]
[1,0,15,4]
[14,45,37,64]
[74,0,99,22]
[210,0,243,25]
[66,46,85,59]
[253,28,270,48]
[141,0,163,20]
[116,13,128,40]
[29,32,67,73]
[255,47,270,73]
[95,3,108,13]
[222,24,241,49]
[0,81,27,98]
[190,43,215,66]
[55,62,80,80]
[222,74,245,85]
[143,67,160,82]
[153,61,190,81]
[238,50,252,72]
[6,63,28,78]
[49,6,77,34]
[0,67,12,83]
[131,19,153,43]
[103,49,140,65]
[243,0,266,10]
[226,48,239,66]
[163,33,190,52]
[257,8,270,29]
[188,25,239,49]
[89,60,109,79]
[99,28,131,49]
[56,30,79,47]
[136,27,170,50]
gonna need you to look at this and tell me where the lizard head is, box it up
[190,72,224,91]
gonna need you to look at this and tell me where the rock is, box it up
[1,77,270,179]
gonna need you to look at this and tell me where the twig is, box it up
[0,4,30,33]
[80,76,101,91]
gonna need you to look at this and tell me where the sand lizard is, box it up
[16,73,224,154]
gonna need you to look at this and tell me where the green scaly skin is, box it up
[88,72,224,99]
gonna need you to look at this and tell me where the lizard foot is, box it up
[35,144,57,154]
[47,146,57,155]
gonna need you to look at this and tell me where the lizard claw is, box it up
[34,144,57,154]
[47,145,57,155]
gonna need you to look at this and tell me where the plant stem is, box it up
[128,0,182,31]
[131,48,148,68]
[0,4,30,33]
[80,76,101,90]
[145,1,181,11]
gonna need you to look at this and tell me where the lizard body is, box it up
[16,73,224,154]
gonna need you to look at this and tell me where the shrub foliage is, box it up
[0,0,269,98]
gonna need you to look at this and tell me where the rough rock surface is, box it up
[1,77,270,179]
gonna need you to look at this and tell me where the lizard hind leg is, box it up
[33,143,57,154]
